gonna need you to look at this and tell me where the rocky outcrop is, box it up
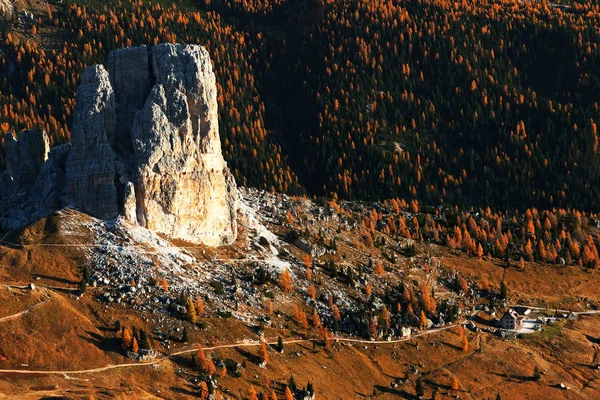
[0,130,50,197]
[33,144,70,211]
[129,44,236,245]
[0,0,12,18]
[64,65,119,220]
[0,44,238,246]
[107,45,153,157]
[0,130,52,229]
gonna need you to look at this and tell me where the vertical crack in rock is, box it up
[107,45,153,158]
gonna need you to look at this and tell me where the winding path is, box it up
[1,302,595,376]
[1,234,598,378]
[508,304,600,316]
[0,323,462,376]
[0,293,51,323]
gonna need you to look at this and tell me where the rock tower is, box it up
[0,44,238,246]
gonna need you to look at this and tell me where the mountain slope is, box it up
[0,190,598,398]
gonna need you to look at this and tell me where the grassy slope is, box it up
[0,209,598,398]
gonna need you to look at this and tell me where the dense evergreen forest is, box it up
[1,0,600,212]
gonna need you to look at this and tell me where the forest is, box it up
[1,0,600,211]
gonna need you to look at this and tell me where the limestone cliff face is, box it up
[128,44,237,245]
[0,130,53,229]
[0,0,12,18]
[0,130,50,197]
[64,65,119,220]
[0,44,238,246]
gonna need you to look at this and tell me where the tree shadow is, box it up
[382,372,405,381]
[373,385,414,399]
[235,347,260,365]
[79,330,121,355]
[472,315,496,327]
[170,354,193,370]
[422,378,451,391]
[296,343,313,352]
[439,341,462,351]
[575,361,598,370]
[489,371,533,383]
[166,332,185,344]
[33,274,78,285]
[170,386,199,397]
[97,325,116,333]
[50,287,78,295]
[585,335,600,345]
